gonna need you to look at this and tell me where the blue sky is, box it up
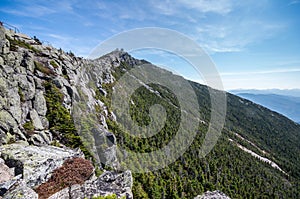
[1,0,300,90]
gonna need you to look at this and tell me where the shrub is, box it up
[50,60,59,68]
[34,61,55,75]
[35,158,94,199]
[4,132,16,144]
[18,87,25,102]
[23,121,34,135]
[44,81,94,160]
[50,140,61,147]
[92,194,125,199]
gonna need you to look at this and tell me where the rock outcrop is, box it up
[49,170,133,199]
[0,142,84,187]
[0,24,134,198]
[1,177,38,199]
[194,190,231,199]
[0,158,14,184]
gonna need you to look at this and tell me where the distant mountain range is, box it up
[231,89,300,98]
[230,89,300,123]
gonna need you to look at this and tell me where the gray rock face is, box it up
[93,128,118,168]
[0,158,14,184]
[29,109,44,130]
[0,110,25,145]
[29,130,52,146]
[0,26,9,55]
[0,142,84,187]
[33,90,47,116]
[0,110,17,133]
[2,179,38,199]
[0,26,135,198]
[7,87,22,124]
[194,190,231,199]
[48,170,133,199]
[0,77,8,97]
[17,74,36,101]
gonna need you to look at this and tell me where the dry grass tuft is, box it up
[35,157,94,199]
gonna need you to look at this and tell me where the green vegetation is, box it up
[18,87,25,102]
[99,59,300,199]
[95,166,104,177]
[6,36,40,53]
[34,61,55,75]
[44,81,93,160]
[108,84,181,154]
[225,92,300,179]
[23,121,34,134]
[50,140,61,147]
[29,51,299,198]
[4,132,16,144]
[91,194,120,199]
[50,60,59,68]
[95,83,114,108]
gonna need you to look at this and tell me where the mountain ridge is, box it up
[0,25,299,198]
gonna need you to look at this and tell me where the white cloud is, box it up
[47,33,74,41]
[139,1,284,54]
[193,19,285,54]
[149,0,233,16]
[177,0,233,15]
[1,5,55,17]
[149,0,177,16]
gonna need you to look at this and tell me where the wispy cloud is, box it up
[47,33,74,41]
[134,0,285,54]
[1,5,55,17]
[177,0,233,15]
[288,0,300,5]
[86,0,283,56]
[193,19,285,53]
[0,0,77,17]
[149,0,177,16]
[148,0,233,16]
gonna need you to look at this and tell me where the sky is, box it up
[0,0,300,90]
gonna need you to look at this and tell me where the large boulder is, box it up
[0,142,84,187]
[194,190,231,199]
[0,158,14,184]
[48,170,133,199]
[7,87,22,124]
[29,109,44,130]
[33,90,47,116]
[0,110,26,145]
[16,74,35,101]
[0,110,17,133]
[1,178,38,199]
[93,128,118,168]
